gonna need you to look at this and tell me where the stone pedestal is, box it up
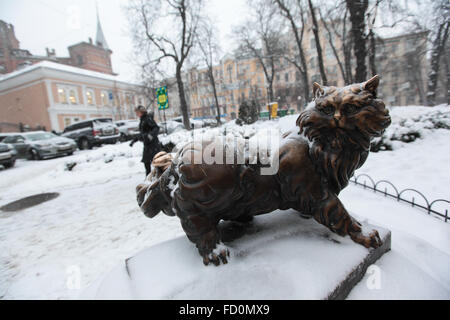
[82,210,391,300]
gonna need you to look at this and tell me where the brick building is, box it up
[0,9,148,133]
[0,61,146,132]
[0,13,113,75]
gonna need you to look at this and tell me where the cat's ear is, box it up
[363,75,379,97]
[313,82,325,99]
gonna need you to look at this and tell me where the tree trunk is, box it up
[346,0,369,83]
[368,29,377,77]
[267,79,274,103]
[427,21,449,106]
[342,9,354,84]
[320,10,348,84]
[176,66,191,129]
[446,49,450,105]
[274,0,309,101]
[208,67,221,124]
[308,0,327,85]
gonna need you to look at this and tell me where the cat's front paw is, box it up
[201,244,230,266]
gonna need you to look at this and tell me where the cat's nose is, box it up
[333,110,342,120]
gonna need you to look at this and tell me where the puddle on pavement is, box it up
[0,192,60,215]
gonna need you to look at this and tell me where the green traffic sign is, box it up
[156,86,169,110]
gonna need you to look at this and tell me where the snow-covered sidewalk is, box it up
[0,106,449,299]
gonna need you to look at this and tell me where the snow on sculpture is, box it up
[136,75,391,266]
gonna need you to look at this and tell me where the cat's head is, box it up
[297,75,391,150]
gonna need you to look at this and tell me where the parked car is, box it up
[114,119,140,142]
[0,133,13,142]
[168,117,204,130]
[61,118,120,150]
[158,120,184,135]
[2,131,77,160]
[0,142,17,168]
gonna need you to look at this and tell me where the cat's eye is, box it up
[321,105,334,116]
[344,104,358,114]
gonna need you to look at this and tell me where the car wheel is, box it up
[67,151,74,156]
[119,133,127,142]
[4,159,15,168]
[79,138,91,150]
[29,149,41,160]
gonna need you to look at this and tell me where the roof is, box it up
[96,6,109,50]
[0,60,141,86]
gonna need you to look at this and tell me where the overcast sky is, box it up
[0,0,249,82]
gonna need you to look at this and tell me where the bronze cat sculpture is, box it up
[136,75,391,266]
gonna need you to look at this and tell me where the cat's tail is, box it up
[136,151,177,218]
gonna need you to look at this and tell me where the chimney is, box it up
[89,37,93,44]
[46,48,56,58]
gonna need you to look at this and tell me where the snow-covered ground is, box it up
[0,105,449,299]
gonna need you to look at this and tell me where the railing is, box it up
[350,173,449,223]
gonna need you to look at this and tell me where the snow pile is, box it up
[371,104,450,151]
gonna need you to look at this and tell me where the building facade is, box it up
[0,61,146,132]
[0,14,113,75]
[178,26,430,121]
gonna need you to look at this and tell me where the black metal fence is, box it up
[350,173,449,223]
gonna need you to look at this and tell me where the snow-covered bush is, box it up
[158,105,449,154]
[370,104,450,152]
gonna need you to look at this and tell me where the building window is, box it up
[69,90,77,104]
[126,93,133,105]
[58,85,79,105]
[86,89,95,105]
[58,88,67,104]
[310,57,316,69]
[310,38,316,50]
[101,91,109,106]
[77,55,83,65]
[64,117,81,129]
[326,46,334,60]
[285,73,289,82]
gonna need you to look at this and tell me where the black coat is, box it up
[136,113,161,163]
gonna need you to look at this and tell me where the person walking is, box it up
[130,105,161,177]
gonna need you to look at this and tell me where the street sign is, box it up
[156,86,169,110]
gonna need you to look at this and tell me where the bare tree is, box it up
[236,0,285,103]
[274,0,310,102]
[318,2,354,84]
[308,0,328,85]
[318,6,350,84]
[426,0,449,106]
[197,20,222,124]
[346,0,369,82]
[127,0,204,130]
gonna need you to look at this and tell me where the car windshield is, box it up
[26,132,56,141]
[94,119,112,123]
[93,119,113,126]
